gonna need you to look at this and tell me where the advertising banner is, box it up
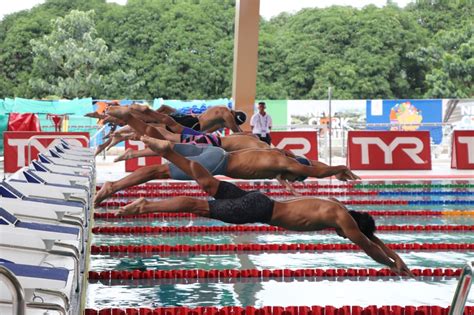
[271,131,318,160]
[366,99,443,144]
[347,131,431,170]
[451,130,474,169]
[125,140,162,172]
[4,131,89,173]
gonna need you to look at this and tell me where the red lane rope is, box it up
[98,199,410,208]
[88,267,461,282]
[93,210,451,219]
[106,191,380,198]
[92,225,474,235]
[97,183,357,191]
[84,305,474,315]
[90,243,474,255]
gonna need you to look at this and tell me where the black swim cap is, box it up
[295,156,310,166]
[234,111,247,125]
[295,156,310,181]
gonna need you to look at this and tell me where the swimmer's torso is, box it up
[271,198,340,231]
[226,149,289,179]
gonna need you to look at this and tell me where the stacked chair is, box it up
[0,139,94,315]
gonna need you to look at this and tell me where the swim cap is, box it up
[296,156,310,166]
[295,156,310,181]
[234,111,247,125]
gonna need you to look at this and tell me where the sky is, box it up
[1,0,414,20]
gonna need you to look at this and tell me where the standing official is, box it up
[250,101,273,145]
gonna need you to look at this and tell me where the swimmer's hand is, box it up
[335,168,361,182]
[277,176,301,196]
[117,197,147,215]
[390,259,415,278]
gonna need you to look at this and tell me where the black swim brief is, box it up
[208,181,275,224]
[169,113,201,131]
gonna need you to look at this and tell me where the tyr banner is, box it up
[347,131,431,170]
[4,131,89,173]
[270,131,318,160]
[451,130,474,169]
[125,140,162,172]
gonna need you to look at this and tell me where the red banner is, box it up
[270,131,318,160]
[3,132,89,173]
[451,130,474,169]
[347,131,431,170]
[124,140,162,172]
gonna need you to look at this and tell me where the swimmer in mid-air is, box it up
[112,103,247,133]
[117,136,413,276]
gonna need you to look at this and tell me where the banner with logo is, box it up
[347,131,431,170]
[451,130,474,169]
[125,140,162,172]
[3,131,89,173]
[270,131,318,160]
[366,99,443,144]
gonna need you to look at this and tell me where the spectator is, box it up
[251,101,273,144]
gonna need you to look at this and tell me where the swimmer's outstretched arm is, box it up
[108,106,168,140]
[338,219,412,276]
[370,236,414,277]
[309,159,360,181]
[276,176,300,196]
[284,159,358,180]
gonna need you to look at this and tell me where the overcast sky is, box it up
[1,0,414,20]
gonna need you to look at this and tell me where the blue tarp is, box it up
[153,98,232,114]
[10,97,93,115]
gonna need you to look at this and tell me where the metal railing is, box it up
[449,261,473,315]
[0,265,26,315]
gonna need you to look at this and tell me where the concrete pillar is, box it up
[231,0,260,130]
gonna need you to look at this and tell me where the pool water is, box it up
[87,180,474,310]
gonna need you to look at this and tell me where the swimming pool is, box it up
[86,180,474,312]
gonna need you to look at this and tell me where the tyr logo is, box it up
[7,138,83,167]
[352,137,426,164]
[274,137,311,156]
[459,137,474,164]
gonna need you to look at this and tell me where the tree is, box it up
[29,9,142,98]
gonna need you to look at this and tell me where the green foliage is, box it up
[0,0,472,100]
[29,10,142,99]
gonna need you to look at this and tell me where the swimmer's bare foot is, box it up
[140,135,171,155]
[118,197,148,215]
[114,148,134,162]
[94,181,114,207]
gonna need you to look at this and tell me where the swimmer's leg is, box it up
[141,136,220,196]
[118,196,209,217]
[94,164,170,206]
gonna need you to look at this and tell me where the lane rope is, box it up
[90,243,474,255]
[88,267,461,282]
[93,210,474,219]
[84,305,474,315]
[92,225,474,235]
